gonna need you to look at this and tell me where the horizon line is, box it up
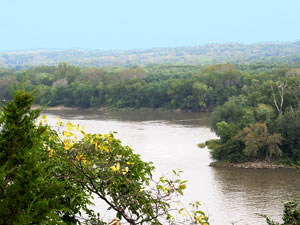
[1,40,299,53]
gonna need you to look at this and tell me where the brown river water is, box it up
[44,110,300,225]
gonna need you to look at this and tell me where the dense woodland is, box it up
[0,62,299,109]
[2,58,300,223]
[2,77,299,225]
[1,41,300,68]
[1,61,300,166]
[207,67,300,164]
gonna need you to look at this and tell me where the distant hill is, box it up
[1,41,300,68]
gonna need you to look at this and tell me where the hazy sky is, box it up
[1,0,299,50]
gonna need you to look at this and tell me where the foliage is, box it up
[235,123,283,160]
[2,62,299,111]
[272,110,300,161]
[1,41,300,68]
[2,61,300,164]
[48,118,210,224]
[206,69,300,163]
[210,96,253,132]
[0,85,210,224]
[0,85,90,224]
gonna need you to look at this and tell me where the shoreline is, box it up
[33,105,214,113]
[210,161,294,169]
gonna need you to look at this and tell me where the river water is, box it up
[44,110,300,225]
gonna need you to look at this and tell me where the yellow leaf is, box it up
[110,166,117,172]
[63,131,73,137]
[76,154,87,162]
[56,117,63,126]
[102,145,110,152]
[66,122,73,131]
[48,148,54,157]
[64,139,73,150]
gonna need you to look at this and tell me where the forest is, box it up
[0,62,299,110]
[2,72,300,225]
[1,41,300,68]
[1,62,300,166]
[1,62,300,224]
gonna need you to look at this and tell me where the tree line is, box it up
[2,65,300,224]
[1,62,299,111]
[1,41,300,68]
[2,62,300,165]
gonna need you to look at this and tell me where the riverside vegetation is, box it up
[1,62,300,165]
[0,85,210,224]
[1,61,300,224]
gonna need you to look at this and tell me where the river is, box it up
[44,109,300,225]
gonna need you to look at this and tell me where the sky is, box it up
[0,0,300,51]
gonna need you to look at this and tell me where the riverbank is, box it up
[210,161,294,169]
[33,105,213,113]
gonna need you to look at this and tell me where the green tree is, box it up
[192,82,213,108]
[211,96,253,131]
[0,84,210,224]
[50,120,210,225]
[255,104,275,125]
[273,110,300,161]
[0,86,89,224]
[236,123,283,160]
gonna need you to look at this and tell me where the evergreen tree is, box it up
[0,85,86,225]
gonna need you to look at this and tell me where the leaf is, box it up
[116,212,122,220]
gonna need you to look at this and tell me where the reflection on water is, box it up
[44,109,300,225]
[211,168,300,224]
[44,109,211,127]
